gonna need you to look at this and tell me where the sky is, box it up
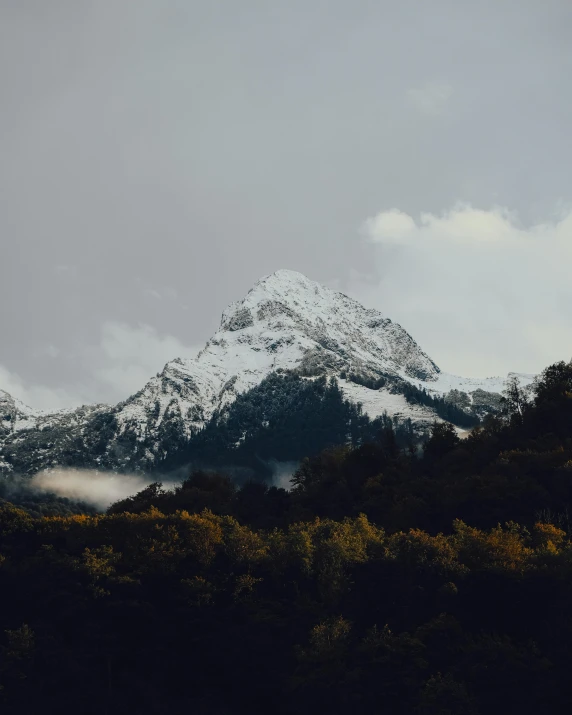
[2,0,572,410]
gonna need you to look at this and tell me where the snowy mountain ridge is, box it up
[0,270,535,475]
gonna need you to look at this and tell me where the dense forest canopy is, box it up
[2,360,572,713]
[159,372,420,478]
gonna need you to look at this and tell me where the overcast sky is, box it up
[2,0,572,410]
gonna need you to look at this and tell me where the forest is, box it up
[2,361,572,713]
[159,371,418,478]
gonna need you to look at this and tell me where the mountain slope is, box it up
[0,270,534,476]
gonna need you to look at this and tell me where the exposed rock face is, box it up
[0,270,535,475]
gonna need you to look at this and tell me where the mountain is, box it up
[0,270,534,477]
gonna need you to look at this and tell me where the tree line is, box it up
[1,361,572,713]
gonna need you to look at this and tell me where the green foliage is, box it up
[345,371,387,390]
[0,503,33,537]
[164,372,373,476]
[534,360,572,406]
[0,624,35,693]
[423,421,461,463]
[401,381,480,428]
[0,475,97,517]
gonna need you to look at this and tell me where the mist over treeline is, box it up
[0,372,429,491]
[1,378,423,517]
[0,472,98,518]
[0,458,300,517]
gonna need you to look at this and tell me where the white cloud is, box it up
[92,321,199,399]
[363,208,417,243]
[363,204,520,245]
[0,364,80,411]
[0,322,201,411]
[406,81,453,116]
[355,203,572,376]
[30,469,176,510]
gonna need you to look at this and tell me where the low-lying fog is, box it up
[2,460,298,512]
[29,469,175,510]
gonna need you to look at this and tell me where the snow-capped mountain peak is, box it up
[0,270,536,475]
[204,268,440,383]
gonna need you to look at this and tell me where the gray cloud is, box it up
[406,82,453,116]
[1,1,572,408]
[0,322,199,409]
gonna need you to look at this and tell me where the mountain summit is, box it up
[215,269,440,381]
[0,270,534,476]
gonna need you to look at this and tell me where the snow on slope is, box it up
[1,389,110,437]
[339,381,437,423]
[424,371,536,396]
[0,389,40,436]
[114,269,534,438]
[0,270,538,473]
[216,268,440,382]
[112,269,444,442]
